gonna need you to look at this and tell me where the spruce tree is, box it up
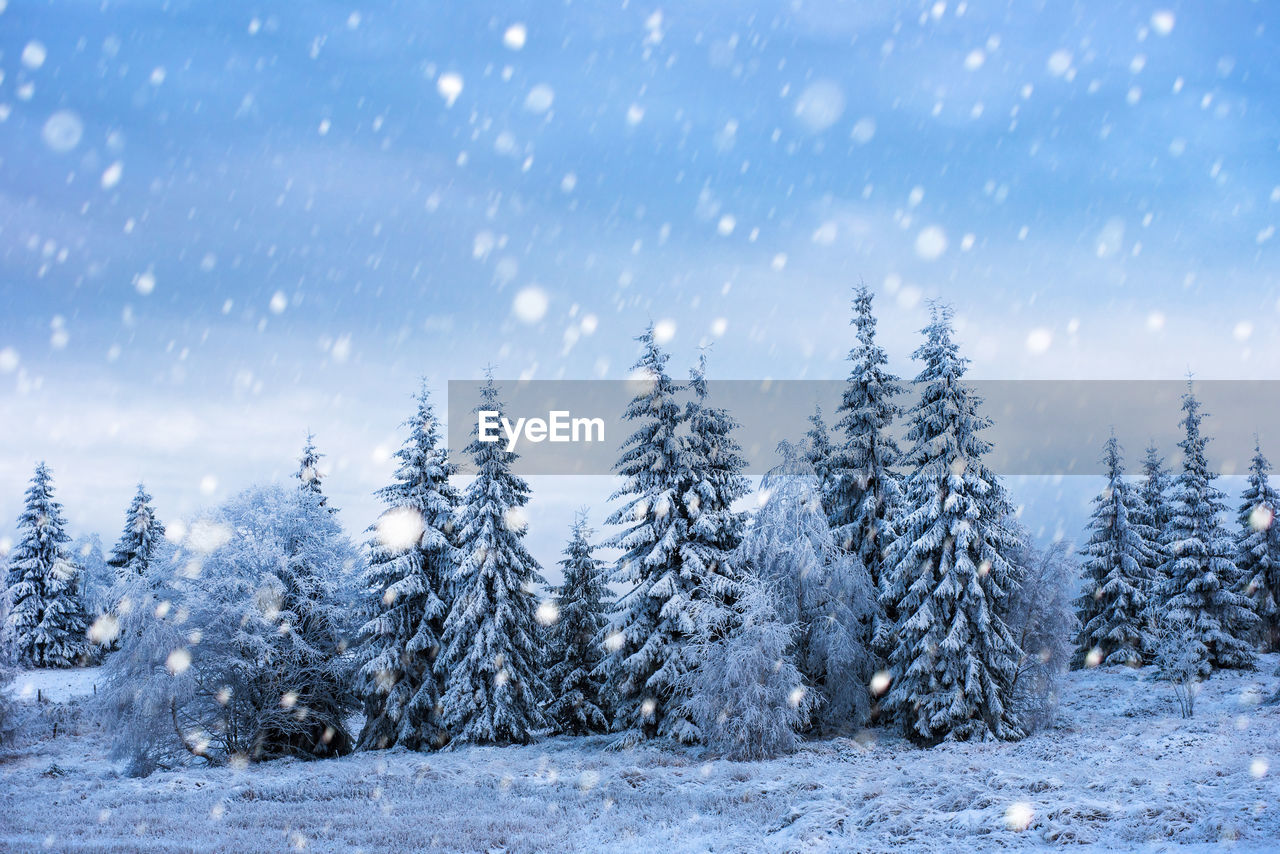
[603,325,700,744]
[440,375,549,745]
[545,513,612,735]
[1073,434,1158,668]
[1236,439,1280,651]
[879,303,1025,745]
[297,432,331,510]
[355,386,459,751]
[681,353,749,630]
[107,483,166,581]
[1137,442,1174,593]
[803,404,837,504]
[3,463,90,668]
[1159,383,1256,673]
[830,283,903,593]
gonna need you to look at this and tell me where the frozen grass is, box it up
[1,658,1277,852]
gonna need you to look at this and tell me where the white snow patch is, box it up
[6,667,100,702]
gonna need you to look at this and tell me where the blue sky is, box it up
[1,0,1278,569]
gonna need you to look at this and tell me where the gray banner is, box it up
[446,380,1277,476]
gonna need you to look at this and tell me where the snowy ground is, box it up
[1,660,1278,853]
[6,666,103,704]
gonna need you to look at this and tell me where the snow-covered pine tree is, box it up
[440,375,549,745]
[803,404,837,504]
[681,352,750,631]
[1236,439,1280,651]
[1160,383,1256,673]
[602,326,698,744]
[739,442,876,731]
[1072,434,1158,668]
[545,512,612,735]
[1137,442,1174,593]
[830,283,903,593]
[3,463,90,668]
[108,483,166,581]
[681,576,814,760]
[296,432,331,510]
[878,303,1026,745]
[355,385,459,751]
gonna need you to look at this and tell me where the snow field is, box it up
[1,658,1276,852]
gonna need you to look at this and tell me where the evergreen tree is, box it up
[297,432,331,510]
[879,304,1025,745]
[1137,442,1174,592]
[803,404,837,503]
[830,283,903,593]
[1159,383,1256,673]
[1236,439,1280,651]
[739,443,876,731]
[355,385,459,751]
[604,325,696,742]
[681,353,750,629]
[1072,434,1158,668]
[4,463,90,668]
[440,375,549,745]
[107,484,166,581]
[545,513,612,735]
[603,326,701,744]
